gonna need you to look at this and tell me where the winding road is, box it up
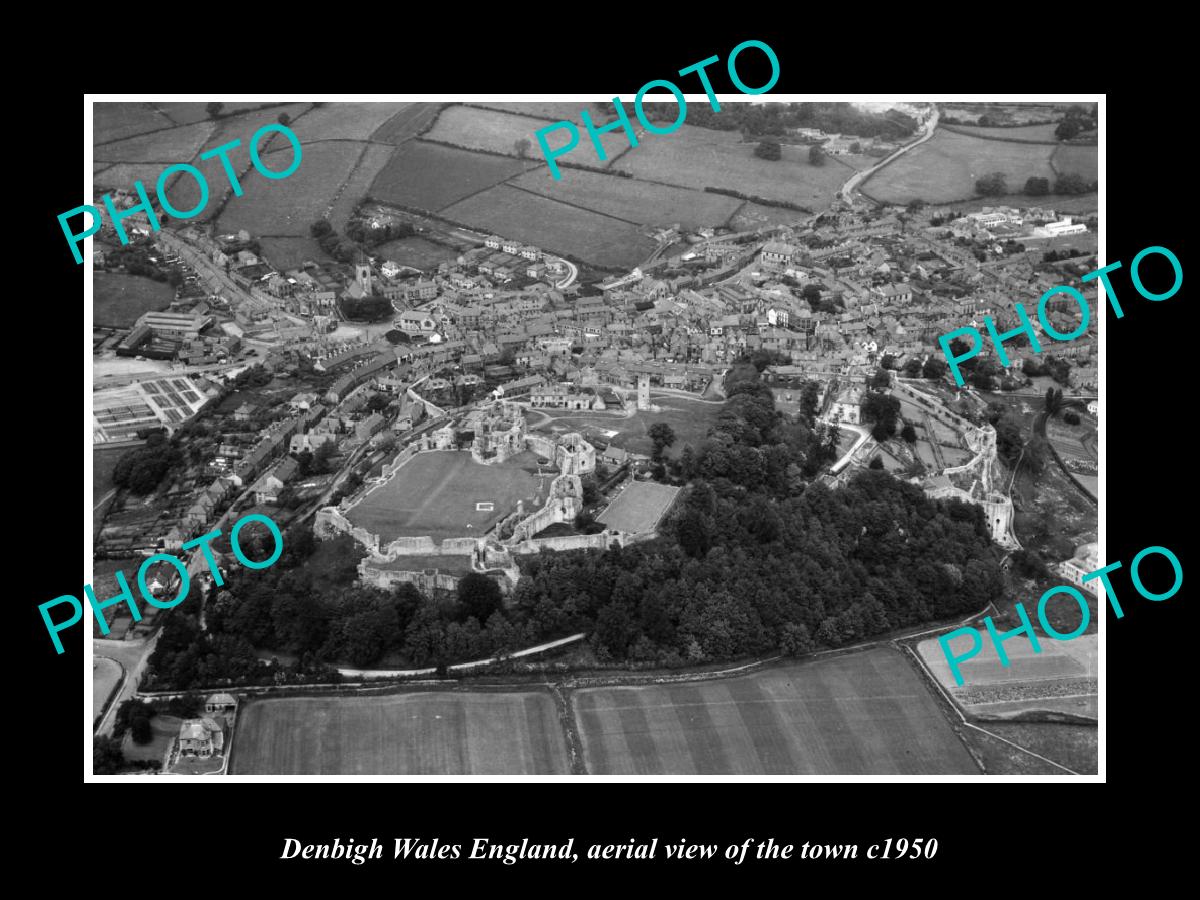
[839,106,941,204]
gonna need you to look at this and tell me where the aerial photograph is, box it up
[88,98,1100,777]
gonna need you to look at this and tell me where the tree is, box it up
[869,456,884,470]
[278,112,291,126]
[93,736,125,775]
[648,423,677,462]
[1054,173,1089,195]
[131,715,153,745]
[903,358,923,378]
[1024,176,1050,196]
[206,102,224,119]
[384,329,409,345]
[975,172,1007,196]
[310,219,332,238]
[809,145,826,166]
[849,141,862,154]
[1044,387,1065,419]
[901,423,917,443]
[755,139,782,161]
[1055,118,1082,141]
[457,573,503,624]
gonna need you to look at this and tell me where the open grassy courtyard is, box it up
[230,692,570,774]
[573,647,979,775]
[346,450,545,543]
[597,481,680,533]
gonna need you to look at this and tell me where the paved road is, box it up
[840,106,941,204]
[94,631,160,735]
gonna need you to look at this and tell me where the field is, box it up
[328,143,397,230]
[611,124,852,208]
[156,103,314,222]
[93,657,122,721]
[258,236,332,271]
[509,168,742,230]
[1051,143,1099,181]
[443,185,657,269]
[574,647,979,774]
[474,101,594,122]
[729,201,808,231]
[94,102,175,144]
[918,634,1097,718]
[942,123,1060,142]
[154,101,287,125]
[368,140,527,211]
[371,236,461,271]
[597,481,680,533]
[535,394,724,458]
[293,102,410,142]
[230,692,570,774]
[862,130,1059,205]
[371,104,443,145]
[95,162,183,192]
[426,104,628,163]
[93,443,131,504]
[95,121,217,164]
[216,141,366,237]
[346,450,544,542]
[94,272,174,328]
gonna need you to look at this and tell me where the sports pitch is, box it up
[597,481,680,533]
[346,450,544,542]
[230,692,570,774]
[573,648,979,774]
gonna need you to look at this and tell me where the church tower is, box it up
[355,261,372,295]
[637,373,651,410]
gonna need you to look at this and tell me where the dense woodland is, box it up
[143,361,1007,688]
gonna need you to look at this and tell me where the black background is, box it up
[24,25,1188,887]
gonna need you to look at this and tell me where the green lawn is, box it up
[94,272,174,328]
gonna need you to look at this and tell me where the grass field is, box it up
[95,162,184,192]
[729,201,807,231]
[597,482,680,533]
[155,101,287,125]
[372,236,461,271]
[94,272,174,328]
[156,103,313,222]
[943,123,1060,142]
[230,692,570,774]
[216,141,366,237]
[371,104,442,144]
[611,124,851,208]
[987,721,1097,774]
[95,121,217,164]
[329,143,397,230]
[93,657,122,720]
[258,235,333,271]
[93,443,131,504]
[426,104,627,163]
[368,140,527,212]
[346,450,544,542]
[1051,143,1099,181]
[473,101,594,122]
[574,647,979,774]
[443,185,656,269]
[537,395,724,458]
[510,167,742,229]
[94,102,175,144]
[293,102,410,142]
[862,129,1059,204]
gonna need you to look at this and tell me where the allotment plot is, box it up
[574,647,978,774]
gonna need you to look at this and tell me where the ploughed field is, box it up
[230,692,570,774]
[574,647,979,775]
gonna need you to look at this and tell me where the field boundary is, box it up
[899,641,1081,775]
[939,123,1061,145]
[93,657,127,731]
